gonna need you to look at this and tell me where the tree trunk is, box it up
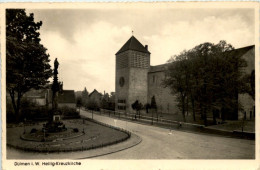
[182,109,186,122]
[191,97,195,121]
[186,97,189,116]
[213,109,216,125]
[15,97,21,122]
[182,96,186,122]
[9,90,22,122]
[203,107,207,126]
[199,103,203,119]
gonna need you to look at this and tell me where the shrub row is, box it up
[7,100,80,123]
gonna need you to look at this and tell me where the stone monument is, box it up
[44,58,66,132]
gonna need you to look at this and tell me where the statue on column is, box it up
[44,58,66,133]
[52,58,59,111]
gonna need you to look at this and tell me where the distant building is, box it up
[115,36,255,120]
[110,92,115,102]
[21,87,76,109]
[237,45,255,120]
[57,90,76,108]
[23,89,48,106]
[89,89,102,106]
[75,91,83,98]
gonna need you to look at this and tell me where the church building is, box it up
[115,36,255,120]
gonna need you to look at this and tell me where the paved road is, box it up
[81,110,255,159]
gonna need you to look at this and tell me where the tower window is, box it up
[118,106,126,110]
[118,99,126,103]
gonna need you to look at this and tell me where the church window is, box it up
[118,106,126,110]
[119,77,125,87]
[118,99,126,103]
[153,75,155,83]
[116,53,128,69]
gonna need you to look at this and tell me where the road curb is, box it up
[77,133,142,159]
[86,110,255,140]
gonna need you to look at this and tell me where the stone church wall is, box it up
[148,71,179,115]
[115,51,130,112]
[115,50,150,113]
[238,47,255,120]
[128,67,149,113]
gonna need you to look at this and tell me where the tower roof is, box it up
[116,36,150,55]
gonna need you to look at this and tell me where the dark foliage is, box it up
[59,106,80,119]
[30,128,37,133]
[86,100,100,111]
[73,128,79,133]
[163,41,250,125]
[6,9,52,122]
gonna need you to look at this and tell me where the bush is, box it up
[59,106,80,118]
[30,128,37,133]
[7,98,50,122]
[73,128,79,133]
[23,106,49,121]
[86,100,100,111]
[6,100,15,123]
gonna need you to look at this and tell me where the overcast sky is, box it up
[26,8,255,94]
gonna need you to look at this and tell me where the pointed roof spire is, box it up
[116,36,150,55]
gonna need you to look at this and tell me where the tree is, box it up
[163,53,188,122]
[81,87,89,106]
[86,100,99,111]
[150,96,157,124]
[76,96,83,112]
[144,103,151,113]
[164,40,248,125]
[6,9,52,121]
[101,96,109,109]
[131,100,143,119]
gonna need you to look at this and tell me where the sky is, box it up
[26,7,255,94]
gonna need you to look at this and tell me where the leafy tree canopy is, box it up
[163,40,250,123]
[6,9,52,120]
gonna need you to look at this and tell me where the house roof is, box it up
[58,90,75,103]
[24,89,46,98]
[116,36,150,55]
[225,45,254,58]
[149,63,170,73]
[148,45,254,73]
[89,89,102,97]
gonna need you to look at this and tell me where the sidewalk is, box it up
[205,120,255,139]
[206,120,255,132]
[89,109,255,140]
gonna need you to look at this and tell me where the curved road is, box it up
[81,110,254,159]
[7,110,254,159]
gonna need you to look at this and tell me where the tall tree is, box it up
[81,87,89,106]
[150,96,157,123]
[76,96,83,112]
[132,100,143,119]
[6,9,52,121]
[164,51,190,122]
[164,40,249,125]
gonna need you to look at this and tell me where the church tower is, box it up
[115,36,150,113]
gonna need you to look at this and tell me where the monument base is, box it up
[43,112,66,133]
